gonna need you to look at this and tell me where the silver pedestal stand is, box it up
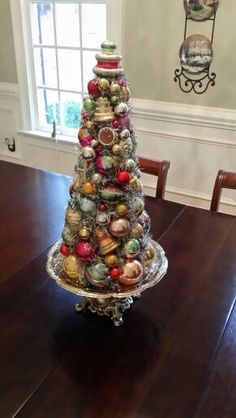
[47,240,168,326]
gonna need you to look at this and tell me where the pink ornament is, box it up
[120,115,131,129]
[82,112,88,121]
[117,170,130,184]
[118,78,126,87]
[99,202,107,212]
[112,118,121,128]
[87,80,100,97]
[74,240,95,261]
[80,134,93,147]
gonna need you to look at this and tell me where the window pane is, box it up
[34,47,57,88]
[82,4,106,49]
[83,50,97,91]
[61,92,82,129]
[37,89,60,127]
[58,49,81,91]
[55,4,80,47]
[31,3,54,45]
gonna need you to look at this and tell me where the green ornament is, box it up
[123,239,140,259]
[83,97,95,112]
[110,96,120,106]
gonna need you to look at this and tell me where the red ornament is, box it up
[112,118,120,128]
[118,78,126,87]
[60,244,69,256]
[87,80,100,97]
[110,266,123,279]
[99,202,107,212]
[96,144,103,155]
[74,240,95,261]
[117,170,130,184]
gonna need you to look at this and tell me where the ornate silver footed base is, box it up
[75,296,134,326]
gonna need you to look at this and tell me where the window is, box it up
[10,0,123,138]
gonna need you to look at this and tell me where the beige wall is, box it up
[124,0,236,109]
[0,0,236,109]
[0,0,17,83]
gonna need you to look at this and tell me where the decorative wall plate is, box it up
[184,0,220,22]
[179,34,213,73]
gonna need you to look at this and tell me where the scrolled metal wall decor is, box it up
[174,0,220,94]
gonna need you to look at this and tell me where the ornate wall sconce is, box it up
[174,0,220,94]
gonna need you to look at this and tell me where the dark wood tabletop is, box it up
[1,161,236,418]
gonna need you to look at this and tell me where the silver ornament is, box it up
[125,159,135,169]
[114,102,128,115]
[120,129,130,139]
[96,212,110,225]
[91,139,99,148]
[92,173,102,184]
[82,146,95,159]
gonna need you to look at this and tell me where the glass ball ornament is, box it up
[117,170,130,184]
[63,255,80,279]
[120,129,130,139]
[62,225,77,246]
[110,96,120,107]
[83,97,96,112]
[86,120,94,129]
[123,239,140,259]
[98,78,110,90]
[60,244,69,256]
[110,82,121,95]
[91,172,102,184]
[82,181,97,195]
[109,266,123,279]
[144,243,156,266]
[132,196,144,216]
[109,218,131,238]
[114,103,128,116]
[74,240,95,261]
[112,118,121,128]
[118,260,143,285]
[125,159,135,170]
[66,207,81,227]
[87,79,100,97]
[130,223,144,239]
[79,196,96,213]
[104,253,120,267]
[96,212,110,226]
[115,202,129,216]
[85,262,109,288]
[96,155,115,175]
[112,144,122,155]
[78,226,91,240]
[91,139,98,148]
[82,146,95,159]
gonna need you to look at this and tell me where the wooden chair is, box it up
[210,169,236,212]
[138,157,170,199]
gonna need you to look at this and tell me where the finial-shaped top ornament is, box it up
[93,40,123,77]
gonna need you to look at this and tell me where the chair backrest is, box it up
[138,157,170,199]
[210,169,236,212]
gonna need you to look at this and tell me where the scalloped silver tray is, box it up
[46,240,168,299]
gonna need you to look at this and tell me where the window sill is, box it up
[18,129,78,145]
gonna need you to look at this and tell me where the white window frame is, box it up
[10,0,124,138]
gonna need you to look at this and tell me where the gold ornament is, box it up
[123,86,130,99]
[66,207,81,226]
[119,260,143,285]
[110,82,121,95]
[63,255,80,279]
[112,144,122,155]
[131,223,143,239]
[144,244,156,266]
[95,228,120,255]
[86,120,94,129]
[129,176,138,188]
[78,226,91,240]
[115,203,129,216]
[104,253,119,267]
[82,181,97,195]
[94,97,114,122]
[69,180,80,195]
[98,78,110,90]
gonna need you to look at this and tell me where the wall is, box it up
[0,0,17,83]
[0,0,236,215]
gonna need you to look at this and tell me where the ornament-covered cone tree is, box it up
[47,41,167,325]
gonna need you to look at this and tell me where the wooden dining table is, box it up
[1,160,236,418]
